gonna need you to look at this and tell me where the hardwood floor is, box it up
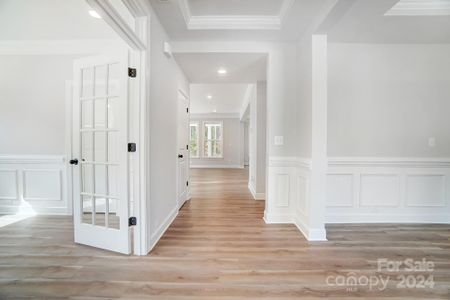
[0,168,449,299]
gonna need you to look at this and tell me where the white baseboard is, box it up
[327,214,450,224]
[263,211,293,224]
[248,182,265,200]
[190,164,244,169]
[147,206,178,253]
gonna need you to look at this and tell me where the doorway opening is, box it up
[173,52,268,219]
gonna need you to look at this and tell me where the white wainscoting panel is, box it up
[360,174,400,207]
[326,157,450,223]
[266,157,318,240]
[0,155,69,215]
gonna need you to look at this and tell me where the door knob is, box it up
[178,154,183,158]
[69,159,79,165]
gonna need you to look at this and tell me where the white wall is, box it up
[190,115,244,168]
[0,55,80,155]
[146,5,190,252]
[328,43,450,158]
[326,43,450,224]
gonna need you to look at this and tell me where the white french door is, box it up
[71,51,131,254]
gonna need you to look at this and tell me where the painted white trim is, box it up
[326,156,450,224]
[0,155,65,164]
[87,0,146,50]
[0,39,124,55]
[385,0,450,16]
[327,213,450,224]
[293,214,327,241]
[147,206,178,252]
[190,164,244,169]
[328,157,450,168]
[177,0,294,30]
[248,182,265,200]
[0,155,69,215]
[269,156,312,169]
[263,211,293,224]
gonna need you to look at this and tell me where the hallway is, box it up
[0,168,449,298]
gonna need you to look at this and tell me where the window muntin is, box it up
[203,122,223,158]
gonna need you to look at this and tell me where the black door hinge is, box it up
[186,107,189,113]
[186,145,189,150]
[129,217,137,226]
[128,143,136,152]
[128,68,137,78]
[186,181,189,186]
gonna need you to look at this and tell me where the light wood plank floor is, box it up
[0,168,449,299]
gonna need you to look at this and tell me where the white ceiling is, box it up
[322,0,450,43]
[174,53,267,83]
[0,0,118,40]
[148,0,336,41]
[190,84,250,114]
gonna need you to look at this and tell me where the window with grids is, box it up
[189,122,199,158]
[203,122,223,158]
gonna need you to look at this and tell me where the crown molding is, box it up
[178,0,293,30]
[385,0,450,16]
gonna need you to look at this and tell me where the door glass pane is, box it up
[107,166,118,197]
[107,132,118,163]
[94,99,107,128]
[108,63,120,96]
[94,196,106,227]
[81,100,93,129]
[82,68,94,98]
[81,132,93,161]
[95,65,107,97]
[108,198,120,229]
[82,195,93,224]
[95,164,107,195]
[108,98,118,128]
[81,164,93,193]
[94,132,107,162]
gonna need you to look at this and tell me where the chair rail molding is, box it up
[0,155,70,215]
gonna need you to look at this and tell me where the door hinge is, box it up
[186,181,189,186]
[128,68,137,78]
[128,143,137,152]
[186,145,189,150]
[128,217,137,226]
[186,107,189,113]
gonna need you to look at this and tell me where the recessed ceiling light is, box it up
[213,109,217,113]
[89,10,102,19]
[207,95,212,100]
[217,68,227,75]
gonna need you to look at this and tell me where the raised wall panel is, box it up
[275,174,290,207]
[326,174,353,207]
[360,174,400,207]
[297,175,308,215]
[0,170,18,200]
[23,170,62,201]
[406,175,446,207]
[0,155,68,215]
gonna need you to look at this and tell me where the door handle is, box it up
[178,154,183,158]
[69,159,79,165]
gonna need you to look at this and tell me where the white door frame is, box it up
[84,0,150,255]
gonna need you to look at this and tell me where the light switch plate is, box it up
[274,136,284,146]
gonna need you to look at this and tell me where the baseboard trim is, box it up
[293,214,327,241]
[248,182,265,200]
[147,206,178,253]
[326,214,450,224]
[263,211,293,224]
